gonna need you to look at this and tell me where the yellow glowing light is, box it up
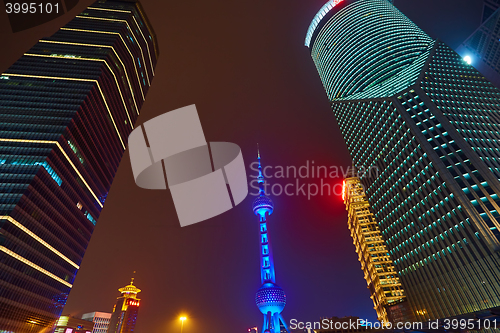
[55,141,105,207]
[2,71,125,149]
[24,53,134,128]
[0,246,72,288]
[133,4,157,58]
[77,15,151,86]
[56,316,70,326]
[180,317,187,321]
[0,138,103,208]
[343,177,406,323]
[0,216,79,269]
[58,28,142,112]
[75,15,151,88]
[87,6,131,13]
[39,39,142,112]
[131,16,155,77]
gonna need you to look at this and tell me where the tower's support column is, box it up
[279,314,290,333]
[266,311,273,332]
[273,313,280,333]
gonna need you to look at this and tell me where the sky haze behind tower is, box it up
[0,0,485,332]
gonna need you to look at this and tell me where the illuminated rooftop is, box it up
[118,278,141,295]
[304,0,344,47]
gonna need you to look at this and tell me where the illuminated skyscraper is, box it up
[0,0,158,331]
[342,177,408,323]
[252,151,290,333]
[307,0,500,322]
[107,278,141,333]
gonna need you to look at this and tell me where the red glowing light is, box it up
[341,180,346,200]
[128,300,140,306]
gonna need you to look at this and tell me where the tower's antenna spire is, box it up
[257,145,266,197]
[251,145,290,333]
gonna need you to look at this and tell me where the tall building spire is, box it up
[253,151,274,222]
[257,145,267,198]
[251,148,290,333]
[108,278,141,333]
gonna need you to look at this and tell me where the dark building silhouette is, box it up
[482,0,500,23]
[108,278,141,333]
[0,0,158,331]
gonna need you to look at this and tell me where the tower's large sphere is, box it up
[255,282,286,314]
[252,195,274,219]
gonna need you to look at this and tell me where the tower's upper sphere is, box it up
[255,282,286,314]
[253,195,274,220]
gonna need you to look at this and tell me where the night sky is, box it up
[0,0,484,332]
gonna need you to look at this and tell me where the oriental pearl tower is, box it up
[252,150,290,333]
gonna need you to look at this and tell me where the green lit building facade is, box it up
[0,0,158,331]
[307,0,500,322]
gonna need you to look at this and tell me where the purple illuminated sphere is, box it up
[255,282,286,314]
[252,195,274,219]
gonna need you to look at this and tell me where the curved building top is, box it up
[304,0,347,47]
[305,0,434,101]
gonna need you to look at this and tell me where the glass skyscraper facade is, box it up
[0,0,158,331]
[307,0,500,322]
[482,0,500,23]
[458,4,500,88]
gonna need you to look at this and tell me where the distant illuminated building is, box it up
[54,315,93,333]
[482,0,500,22]
[252,151,290,333]
[0,0,158,331]
[108,278,141,333]
[342,177,410,323]
[457,5,500,88]
[81,312,112,333]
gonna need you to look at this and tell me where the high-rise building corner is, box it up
[0,0,158,331]
[306,0,500,322]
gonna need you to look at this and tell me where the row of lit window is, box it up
[392,220,468,264]
[398,238,469,276]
